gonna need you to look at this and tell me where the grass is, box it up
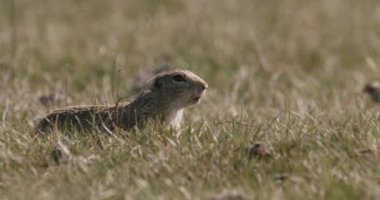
[1,0,380,199]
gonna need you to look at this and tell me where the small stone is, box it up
[39,92,71,108]
[246,143,272,161]
[274,174,288,182]
[363,81,380,103]
[357,148,377,160]
[51,140,72,164]
[39,93,55,108]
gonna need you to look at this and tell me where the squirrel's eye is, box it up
[172,75,186,82]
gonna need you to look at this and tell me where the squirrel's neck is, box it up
[165,108,184,129]
[127,90,184,128]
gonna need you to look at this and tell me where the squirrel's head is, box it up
[149,69,208,108]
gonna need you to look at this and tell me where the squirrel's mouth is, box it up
[190,95,202,104]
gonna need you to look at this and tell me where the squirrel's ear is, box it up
[153,77,163,89]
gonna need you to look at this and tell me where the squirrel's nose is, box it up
[200,83,208,91]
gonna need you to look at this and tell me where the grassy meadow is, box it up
[1,0,380,199]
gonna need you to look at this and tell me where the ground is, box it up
[1,0,380,199]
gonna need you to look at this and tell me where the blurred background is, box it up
[0,0,380,119]
[2,1,380,199]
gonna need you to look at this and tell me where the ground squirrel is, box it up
[35,69,208,133]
